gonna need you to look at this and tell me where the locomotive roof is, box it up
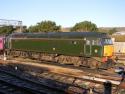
[10,32,110,39]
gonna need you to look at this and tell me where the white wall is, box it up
[114,42,125,53]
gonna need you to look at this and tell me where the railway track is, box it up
[9,58,117,76]
[0,65,103,94]
[0,65,94,94]
[0,80,35,94]
[0,66,67,94]
[1,58,125,93]
[1,60,124,91]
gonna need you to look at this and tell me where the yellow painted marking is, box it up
[103,45,114,56]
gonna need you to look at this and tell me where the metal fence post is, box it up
[103,81,112,94]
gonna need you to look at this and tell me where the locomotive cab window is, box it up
[101,38,113,45]
[92,39,101,45]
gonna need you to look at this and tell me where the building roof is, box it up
[10,32,110,39]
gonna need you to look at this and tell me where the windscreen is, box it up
[101,38,113,45]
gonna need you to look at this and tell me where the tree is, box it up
[108,28,118,35]
[21,26,29,32]
[0,26,15,35]
[70,21,98,32]
[28,25,38,32]
[28,20,61,32]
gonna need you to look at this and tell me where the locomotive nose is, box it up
[103,45,114,57]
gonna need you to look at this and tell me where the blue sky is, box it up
[0,0,125,27]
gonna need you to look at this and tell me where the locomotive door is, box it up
[84,39,91,56]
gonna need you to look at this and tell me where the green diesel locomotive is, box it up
[5,32,114,68]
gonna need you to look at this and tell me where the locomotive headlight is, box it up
[53,48,56,51]
[95,49,98,53]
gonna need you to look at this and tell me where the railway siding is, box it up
[2,59,125,87]
[1,58,125,93]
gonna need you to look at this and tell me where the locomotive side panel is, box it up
[10,38,85,56]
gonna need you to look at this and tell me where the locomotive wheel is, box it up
[89,58,98,69]
[73,61,81,67]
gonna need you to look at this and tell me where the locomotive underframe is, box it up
[6,49,107,69]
